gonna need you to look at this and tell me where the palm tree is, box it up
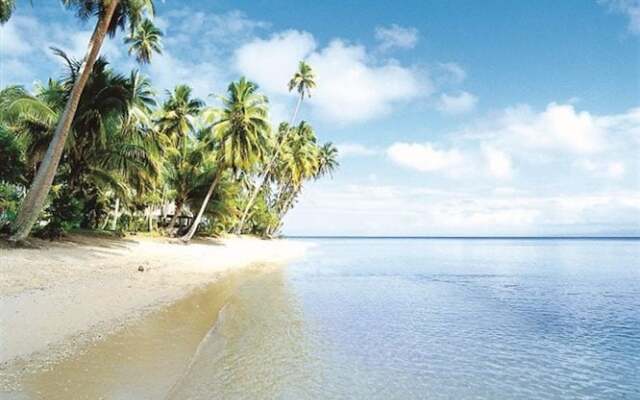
[234,61,316,234]
[316,142,339,179]
[4,53,161,231]
[10,0,161,242]
[266,126,338,236]
[125,18,163,64]
[163,133,211,233]
[0,0,15,24]
[181,78,270,242]
[287,61,316,125]
[156,85,204,232]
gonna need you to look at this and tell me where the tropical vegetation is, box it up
[0,2,338,242]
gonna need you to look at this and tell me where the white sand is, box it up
[0,234,307,364]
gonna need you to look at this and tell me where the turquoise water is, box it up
[170,238,640,399]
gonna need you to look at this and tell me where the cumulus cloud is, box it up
[482,102,609,155]
[437,91,478,114]
[234,30,316,95]
[234,30,428,124]
[374,24,419,51]
[482,145,513,179]
[598,0,640,34]
[387,142,465,172]
[148,52,224,100]
[337,143,379,157]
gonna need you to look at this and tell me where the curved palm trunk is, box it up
[266,184,300,237]
[9,0,120,242]
[167,201,182,233]
[234,93,304,234]
[181,171,222,242]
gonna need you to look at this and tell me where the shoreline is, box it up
[0,233,308,365]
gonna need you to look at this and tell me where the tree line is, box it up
[0,0,338,242]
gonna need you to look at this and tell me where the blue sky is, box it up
[1,0,639,235]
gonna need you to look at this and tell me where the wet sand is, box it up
[1,265,275,399]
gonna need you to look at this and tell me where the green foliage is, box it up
[34,186,83,239]
[0,49,338,239]
[0,183,21,234]
[0,0,15,24]
[245,190,279,236]
[0,126,26,184]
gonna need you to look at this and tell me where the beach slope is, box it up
[0,234,306,364]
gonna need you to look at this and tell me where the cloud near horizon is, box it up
[284,182,640,236]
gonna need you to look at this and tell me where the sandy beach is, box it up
[0,234,307,365]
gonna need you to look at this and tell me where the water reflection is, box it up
[167,268,320,399]
[2,265,275,400]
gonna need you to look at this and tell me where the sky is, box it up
[1,0,639,236]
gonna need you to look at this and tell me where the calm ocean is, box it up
[168,238,640,399]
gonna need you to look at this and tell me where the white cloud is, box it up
[387,142,465,172]
[608,161,626,178]
[437,91,478,114]
[489,102,608,154]
[0,16,36,56]
[482,145,513,179]
[148,52,223,100]
[234,30,428,124]
[599,0,640,34]
[438,62,467,84]
[575,159,626,179]
[284,182,640,236]
[234,30,316,95]
[374,24,419,51]
[336,143,379,157]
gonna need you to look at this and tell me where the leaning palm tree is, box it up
[181,78,270,242]
[266,122,323,236]
[10,0,162,242]
[234,61,316,234]
[125,18,163,64]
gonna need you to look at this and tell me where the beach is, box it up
[0,234,307,366]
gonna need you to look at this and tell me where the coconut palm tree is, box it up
[4,53,161,231]
[125,18,163,64]
[163,132,211,233]
[10,0,161,242]
[181,77,270,242]
[156,85,204,232]
[316,142,339,179]
[266,125,338,236]
[234,61,316,234]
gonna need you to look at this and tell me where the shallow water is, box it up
[170,238,640,399]
[4,238,640,399]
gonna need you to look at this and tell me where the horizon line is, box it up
[283,235,640,240]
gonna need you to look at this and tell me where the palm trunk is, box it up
[9,0,120,242]
[147,206,153,232]
[267,185,300,237]
[110,197,120,230]
[167,201,182,233]
[234,93,304,234]
[181,171,222,242]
